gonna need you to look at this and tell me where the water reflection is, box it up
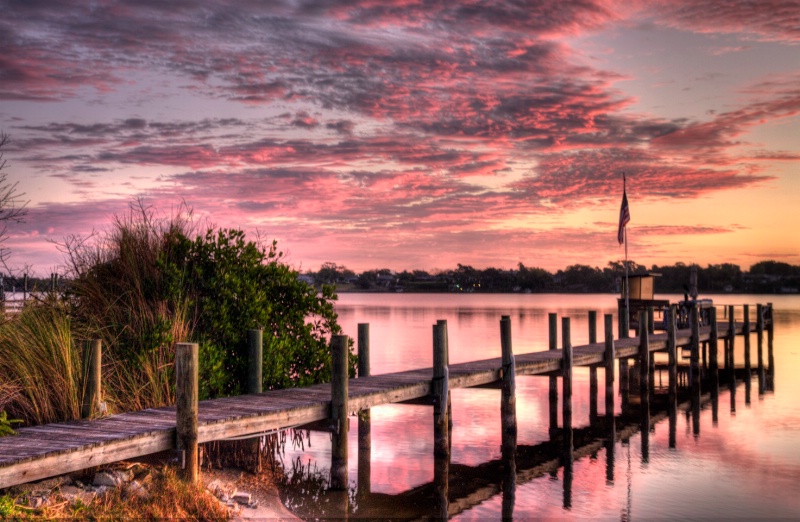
[273,294,800,519]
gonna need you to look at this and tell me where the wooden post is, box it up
[330,335,349,491]
[588,311,598,424]
[728,305,736,386]
[756,304,765,395]
[548,313,558,436]
[562,317,573,464]
[604,314,616,483]
[82,339,102,419]
[433,320,450,458]
[243,329,263,473]
[22,273,28,302]
[667,306,677,449]
[357,323,371,496]
[604,314,615,417]
[767,303,774,391]
[176,342,199,484]
[619,303,629,339]
[246,329,263,394]
[690,303,701,434]
[638,311,650,462]
[709,307,719,406]
[500,315,516,520]
[743,304,752,404]
[500,316,517,441]
[647,306,655,335]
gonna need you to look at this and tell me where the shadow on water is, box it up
[272,367,769,520]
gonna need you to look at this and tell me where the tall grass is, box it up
[63,201,195,412]
[0,301,83,426]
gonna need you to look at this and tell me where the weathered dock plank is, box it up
[0,320,758,490]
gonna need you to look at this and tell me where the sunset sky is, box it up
[1,0,798,276]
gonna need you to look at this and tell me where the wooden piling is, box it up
[22,273,28,302]
[604,313,616,483]
[500,316,517,440]
[743,305,752,404]
[690,304,701,433]
[433,320,450,458]
[357,323,371,495]
[246,329,263,395]
[562,317,573,461]
[330,335,350,490]
[176,342,199,483]
[709,307,719,405]
[638,310,650,462]
[766,303,774,391]
[548,313,558,435]
[82,340,102,419]
[500,317,516,520]
[666,306,677,449]
[757,305,765,394]
[604,314,615,418]
[727,308,737,412]
[619,303,629,339]
[589,311,598,423]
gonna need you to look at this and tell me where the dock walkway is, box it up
[0,318,756,489]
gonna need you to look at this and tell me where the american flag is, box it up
[618,175,630,245]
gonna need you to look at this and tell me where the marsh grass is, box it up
[63,201,195,412]
[0,301,83,426]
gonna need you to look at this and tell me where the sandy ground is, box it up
[203,468,301,521]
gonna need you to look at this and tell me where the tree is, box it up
[0,133,28,264]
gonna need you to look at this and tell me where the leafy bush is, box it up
[64,201,353,407]
[175,229,349,396]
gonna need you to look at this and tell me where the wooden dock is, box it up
[0,304,774,491]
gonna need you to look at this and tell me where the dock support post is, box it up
[690,304,701,435]
[548,313,558,437]
[709,308,719,424]
[638,311,650,462]
[604,315,615,418]
[727,306,736,412]
[757,305,765,394]
[432,320,450,519]
[247,329,263,394]
[604,314,616,484]
[500,315,516,520]
[666,306,677,448]
[357,324,371,496]
[561,317,573,509]
[743,304,752,404]
[647,307,655,391]
[176,342,199,484]
[330,335,350,491]
[619,303,629,339]
[588,311,598,424]
[766,303,774,391]
[82,339,102,419]
[244,329,263,472]
[433,320,450,458]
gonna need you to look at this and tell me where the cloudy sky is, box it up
[1,0,798,275]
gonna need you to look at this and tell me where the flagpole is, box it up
[625,225,629,314]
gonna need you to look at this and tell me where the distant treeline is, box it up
[5,260,799,296]
[304,260,800,294]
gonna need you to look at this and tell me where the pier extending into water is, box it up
[0,302,775,500]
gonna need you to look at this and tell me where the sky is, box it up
[1,0,799,276]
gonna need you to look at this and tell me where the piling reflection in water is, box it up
[271,294,798,520]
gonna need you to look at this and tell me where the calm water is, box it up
[276,293,800,520]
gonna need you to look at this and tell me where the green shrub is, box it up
[64,201,354,407]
